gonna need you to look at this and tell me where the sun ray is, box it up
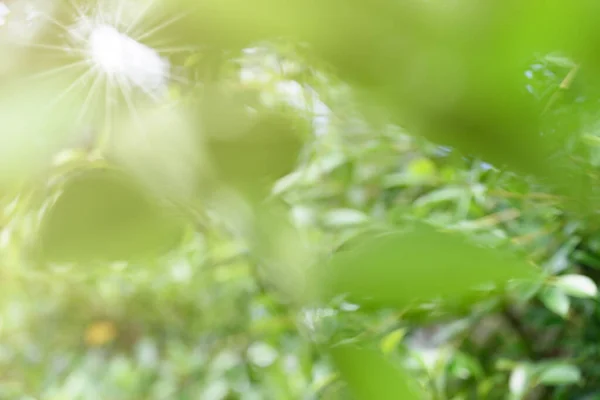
[113,0,128,29]
[138,85,162,102]
[38,13,76,36]
[168,73,189,85]
[43,67,97,112]
[67,0,86,19]
[100,74,115,151]
[119,68,164,101]
[27,60,89,80]
[96,2,109,26]
[19,42,79,55]
[119,78,150,141]
[77,70,103,124]
[118,76,142,126]
[124,0,157,36]
[133,12,186,42]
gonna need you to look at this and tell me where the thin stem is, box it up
[542,64,580,114]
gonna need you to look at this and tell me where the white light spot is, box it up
[202,380,229,400]
[84,24,170,96]
[88,25,127,76]
[135,338,159,368]
[0,227,11,248]
[509,365,529,396]
[170,258,192,282]
[340,302,360,312]
[247,342,278,368]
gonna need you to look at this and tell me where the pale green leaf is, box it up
[538,364,581,386]
[539,287,570,318]
[509,365,530,398]
[323,209,368,227]
[380,329,406,355]
[554,274,598,298]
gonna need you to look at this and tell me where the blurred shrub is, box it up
[2,0,600,399]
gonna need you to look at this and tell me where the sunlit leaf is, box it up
[330,345,422,400]
[554,274,598,298]
[539,287,570,318]
[380,329,406,355]
[37,167,187,264]
[450,352,483,380]
[538,364,581,386]
[509,364,530,398]
[322,209,368,228]
[204,108,306,198]
[319,223,539,310]
[406,157,437,180]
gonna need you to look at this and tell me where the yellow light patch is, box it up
[85,320,117,347]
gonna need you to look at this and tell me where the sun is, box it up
[63,0,180,99]
[1,0,195,143]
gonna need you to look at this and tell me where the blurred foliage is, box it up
[2,0,600,399]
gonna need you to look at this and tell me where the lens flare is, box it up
[68,12,170,98]
[0,0,192,135]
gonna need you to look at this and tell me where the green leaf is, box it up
[330,345,422,400]
[322,209,368,227]
[554,274,598,298]
[37,167,187,264]
[205,108,306,197]
[413,187,465,208]
[380,329,406,355]
[319,223,539,310]
[449,352,483,380]
[544,54,577,68]
[571,250,600,270]
[538,364,581,386]
[406,157,437,181]
[545,237,580,274]
[383,171,438,188]
[509,364,530,398]
[539,287,570,318]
